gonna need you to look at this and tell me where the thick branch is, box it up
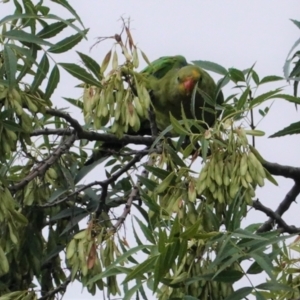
[31,128,74,136]
[45,108,83,133]
[31,127,154,145]
[252,200,300,234]
[256,181,300,233]
[10,134,76,192]
[263,160,300,181]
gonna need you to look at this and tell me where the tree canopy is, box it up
[1,1,300,300]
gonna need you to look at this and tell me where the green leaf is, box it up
[255,291,267,300]
[3,44,17,88]
[169,113,189,135]
[123,256,157,283]
[3,29,53,46]
[250,253,275,281]
[144,165,171,180]
[123,280,143,300]
[48,29,88,53]
[31,53,49,93]
[249,89,282,107]
[214,270,243,283]
[88,245,151,284]
[236,87,250,110]
[134,216,156,244]
[59,63,102,87]
[291,19,300,30]
[252,70,260,85]
[37,19,75,38]
[260,75,283,84]
[229,68,245,83]
[137,176,158,191]
[255,281,294,291]
[45,65,60,99]
[77,51,101,79]
[180,219,202,239]
[192,60,227,75]
[284,37,300,79]
[63,97,83,109]
[51,0,85,28]
[2,120,23,132]
[224,287,252,300]
[269,121,300,138]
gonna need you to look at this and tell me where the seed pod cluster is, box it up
[196,148,267,206]
[66,225,121,295]
[87,46,152,137]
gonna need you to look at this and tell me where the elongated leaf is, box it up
[37,19,75,39]
[236,87,249,110]
[3,29,53,46]
[88,245,150,284]
[214,270,243,283]
[77,51,101,79]
[123,281,143,300]
[31,53,49,93]
[51,0,85,28]
[291,19,300,30]
[2,120,23,132]
[59,63,102,87]
[123,256,157,283]
[63,97,83,109]
[250,253,275,281]
[255,281,293,291]
[3,44,17,88]
[260,75,283,84]
[284,37,300,79]
[45,65,60,99]
[144,165,171,180]
[229,68,245,83]
[192,60,227,75]
[48,29,88,53]
[249,89,282,107]
[134,216,156,244]
[269,121,300,138]
[16,44,38,82]
[224,287,252,300]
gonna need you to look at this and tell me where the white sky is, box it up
[2,1,300,299]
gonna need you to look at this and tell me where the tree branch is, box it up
[256,181,300,233]
[10,134,76,193]
[38,277,71,300]
[95,151,146,219]
[45,108,83,133]
[40,180,103,208]
[263,160,300,181]
[252,199,300,234]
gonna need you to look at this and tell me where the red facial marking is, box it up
[183,78,195,94]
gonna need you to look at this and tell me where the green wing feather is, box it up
[141,55,188,79]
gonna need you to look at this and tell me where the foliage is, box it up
[0,1,300,300]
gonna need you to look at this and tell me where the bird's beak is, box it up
[183,79,195,95]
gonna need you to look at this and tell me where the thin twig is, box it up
[38,277,71,300]
[40,180,103,208]
[9,134,76,193]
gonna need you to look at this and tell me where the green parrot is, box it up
[83,55,223,167]
[144,59,223,131]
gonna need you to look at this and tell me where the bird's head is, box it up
[177,66,201,96]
